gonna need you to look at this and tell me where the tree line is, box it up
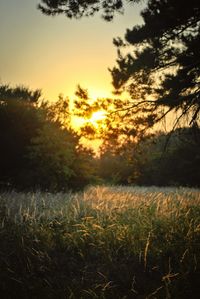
[0,84,199,191]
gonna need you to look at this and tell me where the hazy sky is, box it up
[0,0,143,101]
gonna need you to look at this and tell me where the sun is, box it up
[71,110,107,131]
[89,110,106,125]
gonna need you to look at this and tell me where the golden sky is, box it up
[0,0,143,101]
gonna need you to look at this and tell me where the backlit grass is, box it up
[0,186,200,298]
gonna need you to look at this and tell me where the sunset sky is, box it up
[0,0,143,101]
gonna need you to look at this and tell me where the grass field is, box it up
[0,186,200,298]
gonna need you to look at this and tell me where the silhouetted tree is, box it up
[38,0,140,21]
[0,84,97,191]
[38,0,200,127]
[0,96,45,188]
[27,122,78,191]
[41,94,71,129]
[133,127,200,186]
[111,0,200,127]
[70,144,99,189]
[73,86,155,154]
[0,84,42,102]
[97,127,200,187]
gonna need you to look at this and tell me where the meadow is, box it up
[0,186,200,298]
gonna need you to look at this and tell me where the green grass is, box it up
[0,186,200,298]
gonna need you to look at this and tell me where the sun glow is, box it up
[88,110,106,125]
[71,110,107,131]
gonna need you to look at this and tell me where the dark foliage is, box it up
[98,127,200,187]
[0,98,44,189]
[111,0,200,126]
[0,85,97,191]
[0,84,41,102]
[135,127,200,187]
[38,0,200,127]
[38,0,139,21]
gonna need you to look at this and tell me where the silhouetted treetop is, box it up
[110,0,200,126]
[0,84,42,102]
[38,0,140,21]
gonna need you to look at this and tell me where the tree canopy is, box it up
[0,84,97,191]
[72,85,155,154]
[38,0,139,21]
[38,0,200,127]
[111,0,200,127]
[0,84,42,102]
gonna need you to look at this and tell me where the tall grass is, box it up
[0,186,200,298]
